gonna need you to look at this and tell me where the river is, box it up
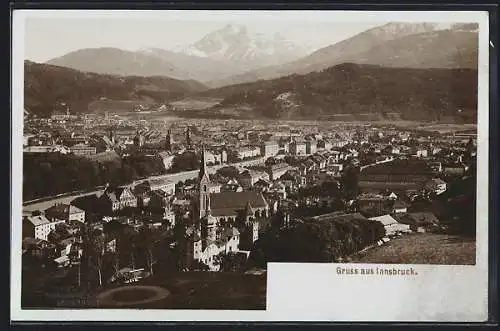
[22,157,266,213]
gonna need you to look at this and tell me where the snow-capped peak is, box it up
[173,24,310,68]
[223,23,247,35]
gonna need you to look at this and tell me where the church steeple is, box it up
[199,146,210,182]
[186,126,192,149]
[166,128,173,152]
[198,145,211,219]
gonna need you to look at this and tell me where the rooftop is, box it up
[307,212,368,223]
[45,203,84,215]
[25,215,51,226]
[369,214,398,226]
[210,191,268,217]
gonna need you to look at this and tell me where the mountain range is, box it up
[26,22,479,122]
[209,22,478,87]
[47,24,310,84]
[45,22,478,88]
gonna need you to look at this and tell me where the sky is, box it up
[23,14,383,62]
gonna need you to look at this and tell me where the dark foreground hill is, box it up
[200,63,478,123]
[24,61,208,117]
[22,270,267,310]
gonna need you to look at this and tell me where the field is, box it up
[169,97,223,110]
[350,233,476,265]
[415,123,477,133]
[88,99,156,113]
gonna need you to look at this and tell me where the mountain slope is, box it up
[24,60,208,117]
[210,23,478,87]
[346,30,478,69]
[137,47,251,83]
[46,47,193,80]
[199,63,478,123]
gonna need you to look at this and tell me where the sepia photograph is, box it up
[11,9,490,321]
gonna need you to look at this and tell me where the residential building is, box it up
[23,214,65,241]
[369,215,411,236]
[357,193,394,217]
[267,163,292,181]
[306,140,317,155]
[157,151,175,170]
[69,143,97,156]
[290,141,307,155]
[416,149,429,158]
[310,155,327,169]
[317,140,333,151]
[45,204,85,223]
[99,186,138,213]
[425,178,447,195]
[443,163,467,176]
[392,199,409,213]
[359,159,433,191]
[236,146,261,160]
[136,178,176,195]
[260,141,280,158]
[238,170,269,189]
[205,150,227,165]
[329,163,344,174]
[22,237,55,259]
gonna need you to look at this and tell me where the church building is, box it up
[187,148,269,270]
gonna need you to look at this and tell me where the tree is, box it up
[216,166,240,179]
[86,228,106,287]
[136,226,158,275]
[265,157,277,167]
[284,156,300,167]
[102,251,120,284]
[190,260,210,271]
[68,242,82,287]
[340,165,360,200]
[171,151,199,172]
[216,252,245,272]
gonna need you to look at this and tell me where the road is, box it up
[359,157,397,172]
[22,157,266,213]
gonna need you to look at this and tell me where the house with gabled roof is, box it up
[45,203,85,223]
[369,214,411,236]
[99,185,137,213]
[392,199,410,213]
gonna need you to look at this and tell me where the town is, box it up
[21,107,477,309]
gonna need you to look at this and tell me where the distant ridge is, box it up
[197,63,478,123]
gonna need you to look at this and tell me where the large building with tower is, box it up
[186,148,269,270]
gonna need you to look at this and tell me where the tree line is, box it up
[247,213,385,267]
[23,153,166,200]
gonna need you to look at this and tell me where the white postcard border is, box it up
[11,10,490,322]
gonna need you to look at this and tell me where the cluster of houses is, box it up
[22,204,87,268]
[22,117,477,274]
[22,175,180,269]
